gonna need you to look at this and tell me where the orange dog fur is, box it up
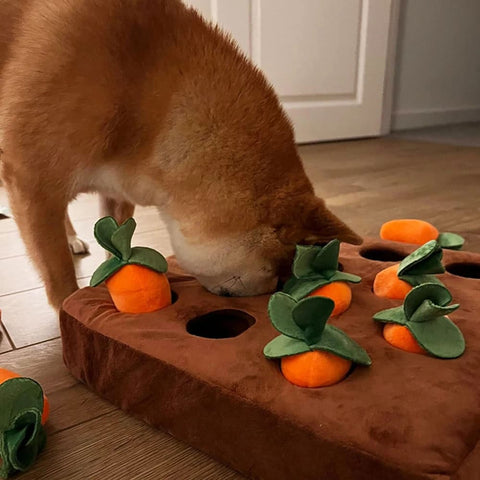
[0,0,361,309]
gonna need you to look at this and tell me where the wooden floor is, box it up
[0,137,479,479]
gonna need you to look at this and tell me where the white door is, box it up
[183,0,394,143]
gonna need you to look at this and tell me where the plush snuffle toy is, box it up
[374,240,445,299]
[282,239,361,316]
[0,368,49,479]
[380,219,464,250]
[90,217,171,313]
[373,283,465,358]
[264,293,371,387]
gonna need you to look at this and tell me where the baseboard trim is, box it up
[392,106,480,131]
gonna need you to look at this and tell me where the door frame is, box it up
[380,0,401,135]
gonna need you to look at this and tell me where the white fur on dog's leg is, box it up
[68,235,90,255]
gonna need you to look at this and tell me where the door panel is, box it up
[256,0,361,97]
[183,0,393,143]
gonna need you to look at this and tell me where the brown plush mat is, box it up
[59,239,480,480]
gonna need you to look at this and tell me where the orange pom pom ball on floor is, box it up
[0,368,50,425]
[308,282,352,316]
[281,351,352,387]
[383,324,427,355]
[380,219,439,245]
[373,264,412,300]
[105,264,171,314]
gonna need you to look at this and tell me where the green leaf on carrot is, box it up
[264,293,371,365]
[373,283,465,359]
[90,256,126,286]
[268,292,305,341]
[111,217,136,259]
[311,240,340,275]
[292,296,333,345]
[129,247,168,273]
[284,240,361,300]
[0,378,46,478]
[91,217,169,286]
[398,240,445,277]
[291,245,320,279]
[93,216,122,257]
[437,232,465,250]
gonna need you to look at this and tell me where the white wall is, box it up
[392,0,480,130]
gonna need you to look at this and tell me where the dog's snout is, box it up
[276,276,286,291]
[218,288,233,297]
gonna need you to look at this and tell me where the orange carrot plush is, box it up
[264,293,371,387]
[373,283,465,359]
[373,240,445,300]
[283,240,361,316]
[380,219,464,250]
[90,217,171,313]
[0,369,48,478]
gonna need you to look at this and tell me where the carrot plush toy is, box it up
[373,240,446,299]
[282,240,361,316]
[90,217,171,313]
[0,369,48,478]
[373,283,465,359]
[264,293,371,387]
[380,219,464,250]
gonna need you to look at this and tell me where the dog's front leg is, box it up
[64,212,89,255]
[99,196,135,225]
[5,178,79,310]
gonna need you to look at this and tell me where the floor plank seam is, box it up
[50,409,120,436]
[0,251,90,262]
[0,225,167,261]
[0,286,45,298]
[0,335,61,353]
[0,274,93,298]
[0,319,15,350]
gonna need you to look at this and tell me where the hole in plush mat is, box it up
[187,310,256,339]
[445,262,480,279]
[359,248,405,262]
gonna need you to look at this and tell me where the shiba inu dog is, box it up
[0,0,361,309]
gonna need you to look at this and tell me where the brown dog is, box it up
[0,0,361,309]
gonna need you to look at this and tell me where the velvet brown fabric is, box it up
[60,239,480,480]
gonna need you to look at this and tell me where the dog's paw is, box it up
[68,235,90,255]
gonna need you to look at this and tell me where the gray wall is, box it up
[392,0,480,130]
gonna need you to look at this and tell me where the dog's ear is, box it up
[302,200,363,245]
[274,196,363,246]
[292,197,363,246]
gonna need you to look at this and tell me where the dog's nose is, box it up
[218,288,233,297]
[276,277,286,291]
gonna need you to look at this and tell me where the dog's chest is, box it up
[76,164,166,207]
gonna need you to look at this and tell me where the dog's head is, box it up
[166,190,361,297]
[155,24,362,296]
